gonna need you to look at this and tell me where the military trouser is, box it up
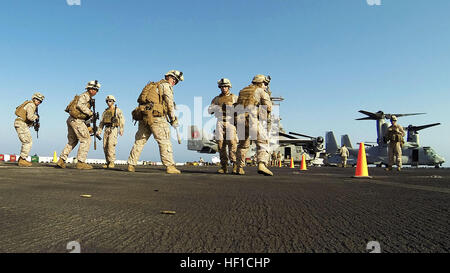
[388,141,403,168]
[341,156,348,167]
[103,126,118,163]
[14,119,32,159]
[215,120,237,166]
[127,118,175,167]
[236,116,269,168]
[60,117,91,163]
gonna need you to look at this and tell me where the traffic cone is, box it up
[289,157,294,168]
[353,142,372,179]
[300,154,307,171]
[53,151,58,163]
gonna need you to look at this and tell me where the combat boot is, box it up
[56,158,66,169]
[18,157,32,167]
[108,162,115,169]
[102,162,109,169]
[257,163,273,176]
[76,162,93,170]
[232,163,238,174]
[237,167,245,175]
[166,165,181,174]
[127,164,135,172]
[217,164,228,174]
[385,166,392,171]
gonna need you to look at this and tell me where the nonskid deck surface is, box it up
[0,163,448,253]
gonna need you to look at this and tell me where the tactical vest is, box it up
[237,85,258,107]
[103,108,119,127]
[216,94,235,121]
[387,126,404,143]
[138,80,168,117]
[65,95,91,120]
[15,100,34,125]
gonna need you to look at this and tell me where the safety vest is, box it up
[15,100,34,125]
[236,84,258,107]
[65,95,91,120]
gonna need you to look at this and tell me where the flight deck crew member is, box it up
[97,95,125,169]
[235,75,273,176]
[208,78,238,174]
[127,70,183,174]
[14,92,45,167]
[385,115,406,171]
[340,144,349,167]
[57,80,100,170]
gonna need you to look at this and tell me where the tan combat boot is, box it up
[217,164,228,174]
[166,165,181,174]
[108,162,115,169]
[102,163,108,169]
[76,162,93,170]
[127,164,135,172]
[232,163,238,174]
[18,157,32,167]
[56,158,66,169]
[237,167,245,175]
[258,162,273,176]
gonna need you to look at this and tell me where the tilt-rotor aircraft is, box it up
[325,110,445,168]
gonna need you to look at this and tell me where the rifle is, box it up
[90,98,102,150]
[111,104,118,126]
[34,106,40,138]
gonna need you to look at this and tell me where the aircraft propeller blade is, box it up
[289,132,315,139]
[407,123,441,133]
[279,132,298,139]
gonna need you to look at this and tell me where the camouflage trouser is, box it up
[236,117,269,168]
[14,119,32,159]
[60,117,91,162]
[341,156,348,167]
[215,121,237,166]
[127,118,175,167]
[388,142,402,168]
[103,127,118,163]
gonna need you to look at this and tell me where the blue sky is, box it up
[1,0,449,166]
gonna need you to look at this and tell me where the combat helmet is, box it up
[390,115,398,122]
[252,74,266,84]
[264,75,271,85]
[106,95,116,102]
[32,92,45,102]
[217,78,232,88]
[165,70,184,83]
[86,80,101,91]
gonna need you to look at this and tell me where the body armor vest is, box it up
[138,79,168,117]
[15,100,34,125]
[103,108,119,127]
[237,85,258,107]
[65,95,91,120]
[387,125,404,143]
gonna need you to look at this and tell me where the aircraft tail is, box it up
[187,125,202,151]
[325,131,339,154]
[341,135,353,149]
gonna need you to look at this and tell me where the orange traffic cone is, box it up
[300,154,307,171]
[289,157,294,168]
[353,142,372,179]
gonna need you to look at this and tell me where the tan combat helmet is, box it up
[86,80,101,91]
[264,75,271,85]
[106,95,116,102]
[390,115,398,122]
[165,70,184,83]
[252,74,266,84]
[218,78,232,88]
[32,92,45,102]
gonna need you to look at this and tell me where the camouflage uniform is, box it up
[386,123,405,170]
[340,146,349,167]
[98,106,125,164]
[128,81,176,167]
[208,93,238,168]
[235,84,272,169]
[59,91,93,163]
[276,151,282,166]
[14,101,38,159]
